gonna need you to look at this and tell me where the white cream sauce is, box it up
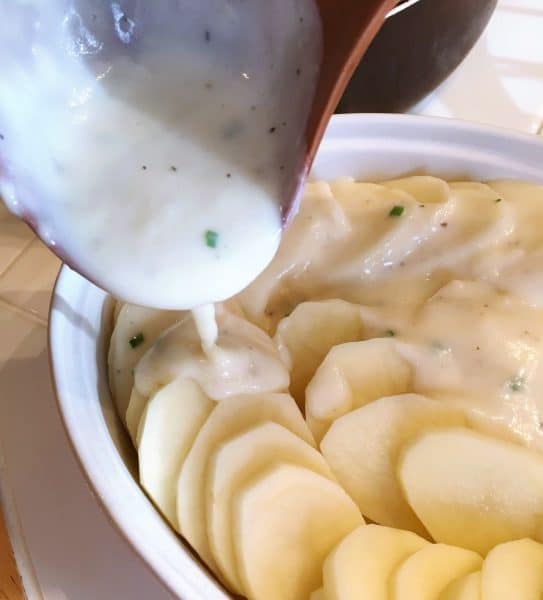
[0,1,322,309]
[110,175,543,450]
[134,304,289,402]
[236,176,543,448]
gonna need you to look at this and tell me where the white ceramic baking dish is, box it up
[49,113,543,599]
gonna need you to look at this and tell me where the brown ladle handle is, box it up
[307,0,399,167]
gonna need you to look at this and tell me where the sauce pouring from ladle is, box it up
[0,0,396,314]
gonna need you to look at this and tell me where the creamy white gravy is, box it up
[237,176,543,448]
[0,1,322,309]
[109,172,543,449]
[134,303,289,402]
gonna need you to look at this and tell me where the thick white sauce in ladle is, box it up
[0,1,322,320]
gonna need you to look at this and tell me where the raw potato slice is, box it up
[481,539,543,600]
[310,589,325,600]
[108,303,184,419]
[233,462,364,600]
[322,524,428,600]
[398,427,543,554]
[138,378,214,530]
[274,300,364,407]
[177,393,314,573]
[113,300,124,323]
[440,571,481,600]
[126,387,148,444]
[391,543,482,600]
[306,338,412,442]
[320,394,465,533]
[206,421,333,593]
[382,176,451,205]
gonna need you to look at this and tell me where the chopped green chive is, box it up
[384,329,396,337]
[204,229,219,248]
[509,376,525,392]
[495,198,502,203]
[129,332,144,349]
[389,205,404,217]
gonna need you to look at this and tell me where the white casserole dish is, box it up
[49,113,543,599]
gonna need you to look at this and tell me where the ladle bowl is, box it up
[0,0,396,296]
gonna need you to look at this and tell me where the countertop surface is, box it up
[1,1,542,598]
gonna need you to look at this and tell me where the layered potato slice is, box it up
[320,394,465,533]
[480,539,543,600]
[306,338,413,442]
[177,393,314,573]
[322,524,428,600]
[399,428,543,554]
[206,421,333,593]
[108,303,184,420]
[391,543,482,600]
[137,377,214,530]
[274,300,364,408]
[232,463,364,600]
[440,572,482,600]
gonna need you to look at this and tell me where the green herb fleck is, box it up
[129,332,144,349]
[384,329,396,337]
[389,205,404,217]
[205,229,219,248]
[495,198,502,203]
[509,375,525,392]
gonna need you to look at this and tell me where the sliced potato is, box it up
[322,524,428,600]
[233,462,364,600]
[381,176,451,205]
[138,378,214,530]
[126,387,148,444]
[481,539,543,600]
[399,427,543,554]
[108,303,184,419]
[274,300,364,408]
[320,394,464,533]
[177,393,314,573]
[112,299,124,323]
[306,338,412,442]
[440,571,481,600]
[310,589,325,600]
[206,421,332,593]
[391,543,482,600]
